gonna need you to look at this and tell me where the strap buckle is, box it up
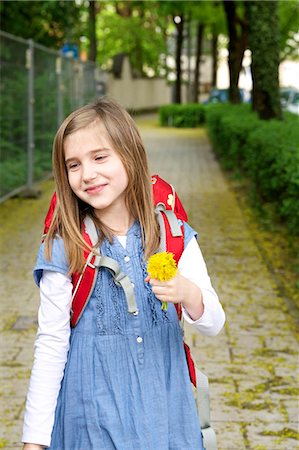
[114,270,127,286]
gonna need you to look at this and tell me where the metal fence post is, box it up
[26,39,34,191]
[56,56,64,127]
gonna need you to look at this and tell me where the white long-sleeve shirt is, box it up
[22,236,225,446]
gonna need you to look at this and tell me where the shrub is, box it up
[159,104,205,128]
[206,104,299,234]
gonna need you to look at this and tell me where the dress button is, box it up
[136,336,143,343]
[124,255,130,262]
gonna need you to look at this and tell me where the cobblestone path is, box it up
[0,118,298,449]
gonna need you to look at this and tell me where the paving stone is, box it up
[281,399,299,422]
[246,420,299,449]
[0,332,21,361]
[213,421,247,449]
[12,316,37,331]
[265,334,299,353]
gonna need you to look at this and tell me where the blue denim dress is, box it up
[34,221,204,450]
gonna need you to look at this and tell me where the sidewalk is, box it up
[0,117,298,449]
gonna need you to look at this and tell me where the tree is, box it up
[173,14,184,103]
[158,1,224,103]
[278,0,299,62]
[158,1,191,103]
[94,1,167,77]
[88,1,98,62]
[192,1,225,101]
[193,23,205,102]
[0,0,83,49]
[211,27,218,88]
[209,1,226,89]
[223,0,248,103]
[247,1,282,120]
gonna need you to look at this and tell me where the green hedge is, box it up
[205,104,299,234]
[159,104,205,128]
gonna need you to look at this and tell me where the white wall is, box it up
[106,57,172,110]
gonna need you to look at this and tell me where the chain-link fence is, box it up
[0,30,106,202]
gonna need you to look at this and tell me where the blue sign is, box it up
[61,43,79,60]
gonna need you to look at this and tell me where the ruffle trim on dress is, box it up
[140,255,169,327]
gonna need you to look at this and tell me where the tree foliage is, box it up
[0,0,297,110]
[278,0,299,62]
[92,1,167,77]
[0,0,83,49]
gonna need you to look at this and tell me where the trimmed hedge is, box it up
[159,104,205,128]
[205,104,299,234]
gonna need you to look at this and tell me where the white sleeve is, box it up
[22,271,72,447]
[178,237,225,336]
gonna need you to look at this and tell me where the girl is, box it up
[22,97,225,450]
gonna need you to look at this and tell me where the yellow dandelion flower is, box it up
[147,252,178,311]
[147,252,178,281]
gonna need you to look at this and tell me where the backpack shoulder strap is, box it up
[71,216,138,326]
[70,216,99,326]
[43,192,57,237]
[152,174,186,264]
[42,195,98,326]
[151,174,187,221]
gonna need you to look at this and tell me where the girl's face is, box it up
[64,122,129,219]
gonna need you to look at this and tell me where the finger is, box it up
[151,285,169,296]
[149,278,170,288]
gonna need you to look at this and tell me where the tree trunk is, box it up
[248,1,282,120]
[193,23,205,103]
[211,29,218,88]
[223,1,248,104]
[88,0,97,62]
[186,18,192,103]
[174,15,184,103]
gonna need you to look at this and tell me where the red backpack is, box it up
[43,174,196,386]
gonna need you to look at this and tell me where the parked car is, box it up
[280,87,299,115]
[206,88,251,104]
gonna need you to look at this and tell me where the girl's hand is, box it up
[23,444,45,450]
[145,273,188,305]
[145,273,205,321]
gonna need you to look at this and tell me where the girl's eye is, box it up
[95,155,107,162]
[67,162,79,171]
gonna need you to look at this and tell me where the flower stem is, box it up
[161,301,168,311]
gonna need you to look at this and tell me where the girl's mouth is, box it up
[85,184,107,195]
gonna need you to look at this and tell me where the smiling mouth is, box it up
[85,184,107,194]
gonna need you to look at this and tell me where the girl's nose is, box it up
[82,164,97,183]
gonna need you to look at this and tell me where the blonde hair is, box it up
[45,97,160,273]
